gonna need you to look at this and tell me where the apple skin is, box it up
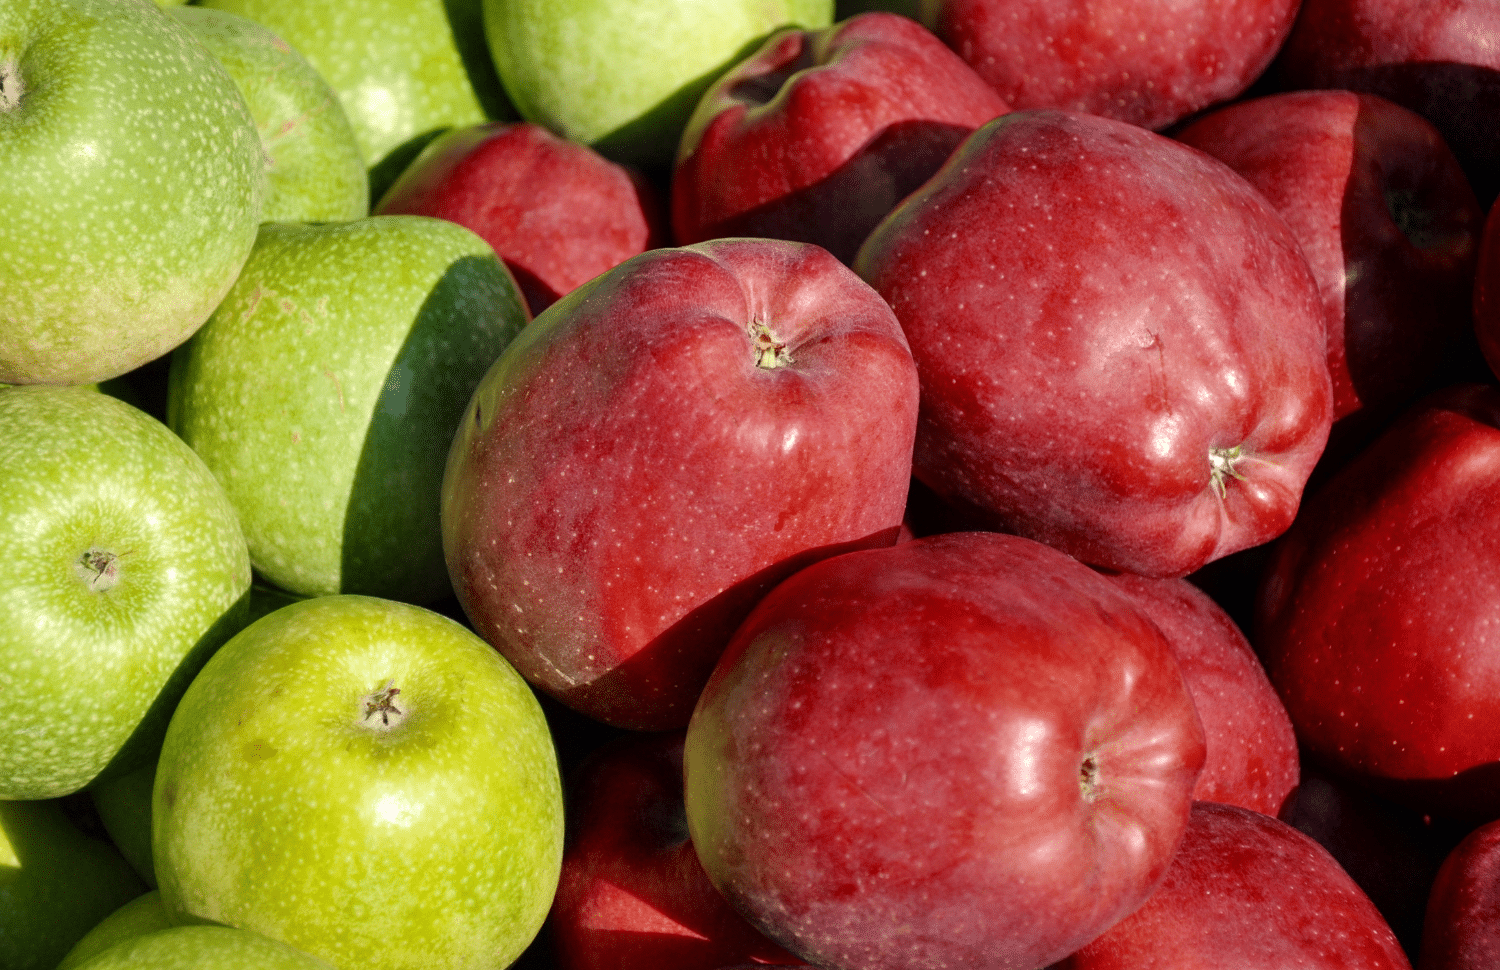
[152,594,565,970]
[441,238,920,731]
[56,892,178,970]
[375,121,668,317]
[671,11,1008,265]
[684,530,1206,970]
[1100,572,1299,817]
[916,0,1299,131]
[0,0,264,387]
[90,763,158,888]
[549,731,802,970]
[1255,383,1500,822]
[1175,90,1484,462]
[67,926,335,970]
[853,108,1333,579]
[1473,200,1500,380]
[1055,801,1413,970]
[1419,818,1500,970]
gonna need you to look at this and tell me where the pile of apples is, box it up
[4,0,1500,969]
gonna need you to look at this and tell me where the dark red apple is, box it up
[671,11,1008,264]
[854,109,1333,579]
[374,121,668,317]
[1175,90,1484,462]
[549,731,800,970]
[1255,383,1500,822]
[441,238,920,731]
[1100,572,1299,817]
[684,530,1206,970]
[1420,818,1500,970]
[1473,200,1500,380]
[918,0,1300,131]
[1055,800,1413,969]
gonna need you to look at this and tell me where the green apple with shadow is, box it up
[0,0,264,386]
[56,891,178,970]
[69,926,335,970]
[484,0,833,167]
[0,386,252,801]
[166,216,527,605]
[168,6,368,223]
[90,763,158,888]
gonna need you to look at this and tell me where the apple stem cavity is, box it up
[749,318,792,369]
[1079,754,1101,801]
[0,56,22,114]
[74,547,124,593]
[361,680,407,729]
[1208,444,1249,499]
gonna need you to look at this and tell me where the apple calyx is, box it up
[1208,444,1249,499]
[0,56,20,114]
[1079,754,1101,801]
[749,318,792,369]
[74,548,124,593]
[360,681,407,729]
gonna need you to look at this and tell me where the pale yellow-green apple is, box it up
[68,926,335,970]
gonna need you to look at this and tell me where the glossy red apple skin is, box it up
[671,11,1008,265]
[549,731,801,970]
[1175,90,1484,462]
[1255,383,1500,822]
[1056,801,1413,970]
[375,121,668,317]
[917,0,1300,131]
[1101,572,1299,817]
[685,531,1206,970]
[441,238,920,731]
[1474,201,1500,379]
[1419,818,1500,970]
[854,109,1334,579]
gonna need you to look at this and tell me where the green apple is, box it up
[168,7,368,223]
[485,0,834,166]
[166,216,527,605]
[91,763,158,888]
[153,595,564,970]
[56,891,177,970]
[0,386,252,800]
[0,0,264,386]
[69,926,334,970]
[0,799,149,970]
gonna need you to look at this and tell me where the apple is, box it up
[90,763,157,888]
[1100,571,1299,817]
[549,731,801,970]
[671,11,1008,264]
[1054,801,1413,969]
[0,386,251,800]
[483,0,834,167]
[1419,817,1500,970]
[152,594,564,970]
[374,121,668,317]
[853,108,1334,579]
[167,215,528,605]
[56,892,177,970]
[684,530,1206,970]
[916,0,1300,131]
[0,798,149,970]
[441,237,920,731]
[1175,90,1485,464]
[1255,383,1500,822]
[1473,198,1500,380]
[167,7,368,224]
[0,0,264,386]
[66,926,334,970]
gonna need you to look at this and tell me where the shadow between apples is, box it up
[368,127,451,212]
[441,0,514,124]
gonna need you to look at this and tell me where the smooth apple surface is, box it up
[1420,818,1500,970]
[854,108,1333,578]
[671,11,1008,264]
[375,121,667,317]
[684,531,1206,970]
[68,926,335,970]
[0,0,264,386]
[1474,199,1500,380]
[442,238,920,731]
[90,763,157,888]
[1256,383,1500,821]
[56,892,177,970]
[1056,801,1412,969]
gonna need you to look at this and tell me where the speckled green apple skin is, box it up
[168,7,368,223]
[56,891,177,970]
[70,926,336,970]
[91,762,159,888]
[195,0,503,169]
[0,0,264,386]
[486,0,833,166]
[0,386,252,800]
[166,217,526,604]
[152,595,565,970]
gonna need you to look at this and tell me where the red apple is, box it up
[1100,572,1299,817]
[918,0,1300,130]
[1419,818,1500,970]
[1055,801,1413,969]
[549,731,800,970]
[1256,383,1500,822]
[671,11,1008,264]
[374,121,668,317]
[1175,90,1484,463]
[684,530,1206,970]
[440,238,920,731]
[1473,200,1500,380]
[854,109,1334,579]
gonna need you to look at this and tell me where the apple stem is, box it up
[0,57,21,113]
[1079,755,1100,801]
[1208,444,1248,500]
[362,681,405,728]
[74,548,124,593]
[749,318,792,369]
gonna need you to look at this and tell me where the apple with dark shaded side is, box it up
[684,531,1206,970]
[1420,818,1500,970]
[1472,197,1500,380]
[441,238,920,731]
[672,11,1008,264]
[855,109,1333,579]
